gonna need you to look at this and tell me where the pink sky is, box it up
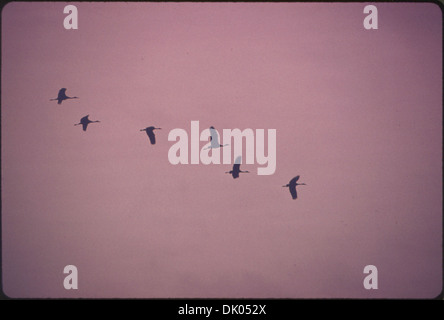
[1,2,442,298]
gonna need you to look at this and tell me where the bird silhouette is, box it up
[74,115,100,131]
[205,126,229,149]
[283,175,306,199]
[50,88,78,104]
[226,156,249,179]
[140,126,161,145]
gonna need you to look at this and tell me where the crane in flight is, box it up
[226,156,249,179]
[205,126,229,149]
[74,115,100,131]
[140,126,161,145]
[283,175,306,200]
[50,88,78,104]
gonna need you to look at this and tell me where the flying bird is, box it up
[140,126,161,145]
[226,156,249,179]
[283,175,306,200]
[74,115,100,131]
[205,126,229,149]
[50,88,78,104]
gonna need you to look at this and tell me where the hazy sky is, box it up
[1,2,442,298]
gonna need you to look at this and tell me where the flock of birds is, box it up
[51,88,307,200]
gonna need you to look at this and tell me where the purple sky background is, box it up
[1,2,442,298]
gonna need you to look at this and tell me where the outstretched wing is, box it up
[232,163,240,179]
[290,175,300,184]
[147,131,156,144]
[209,127,220,145]
[289,185,298,199]
[80,115,89,131]
[57,88,67,100]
